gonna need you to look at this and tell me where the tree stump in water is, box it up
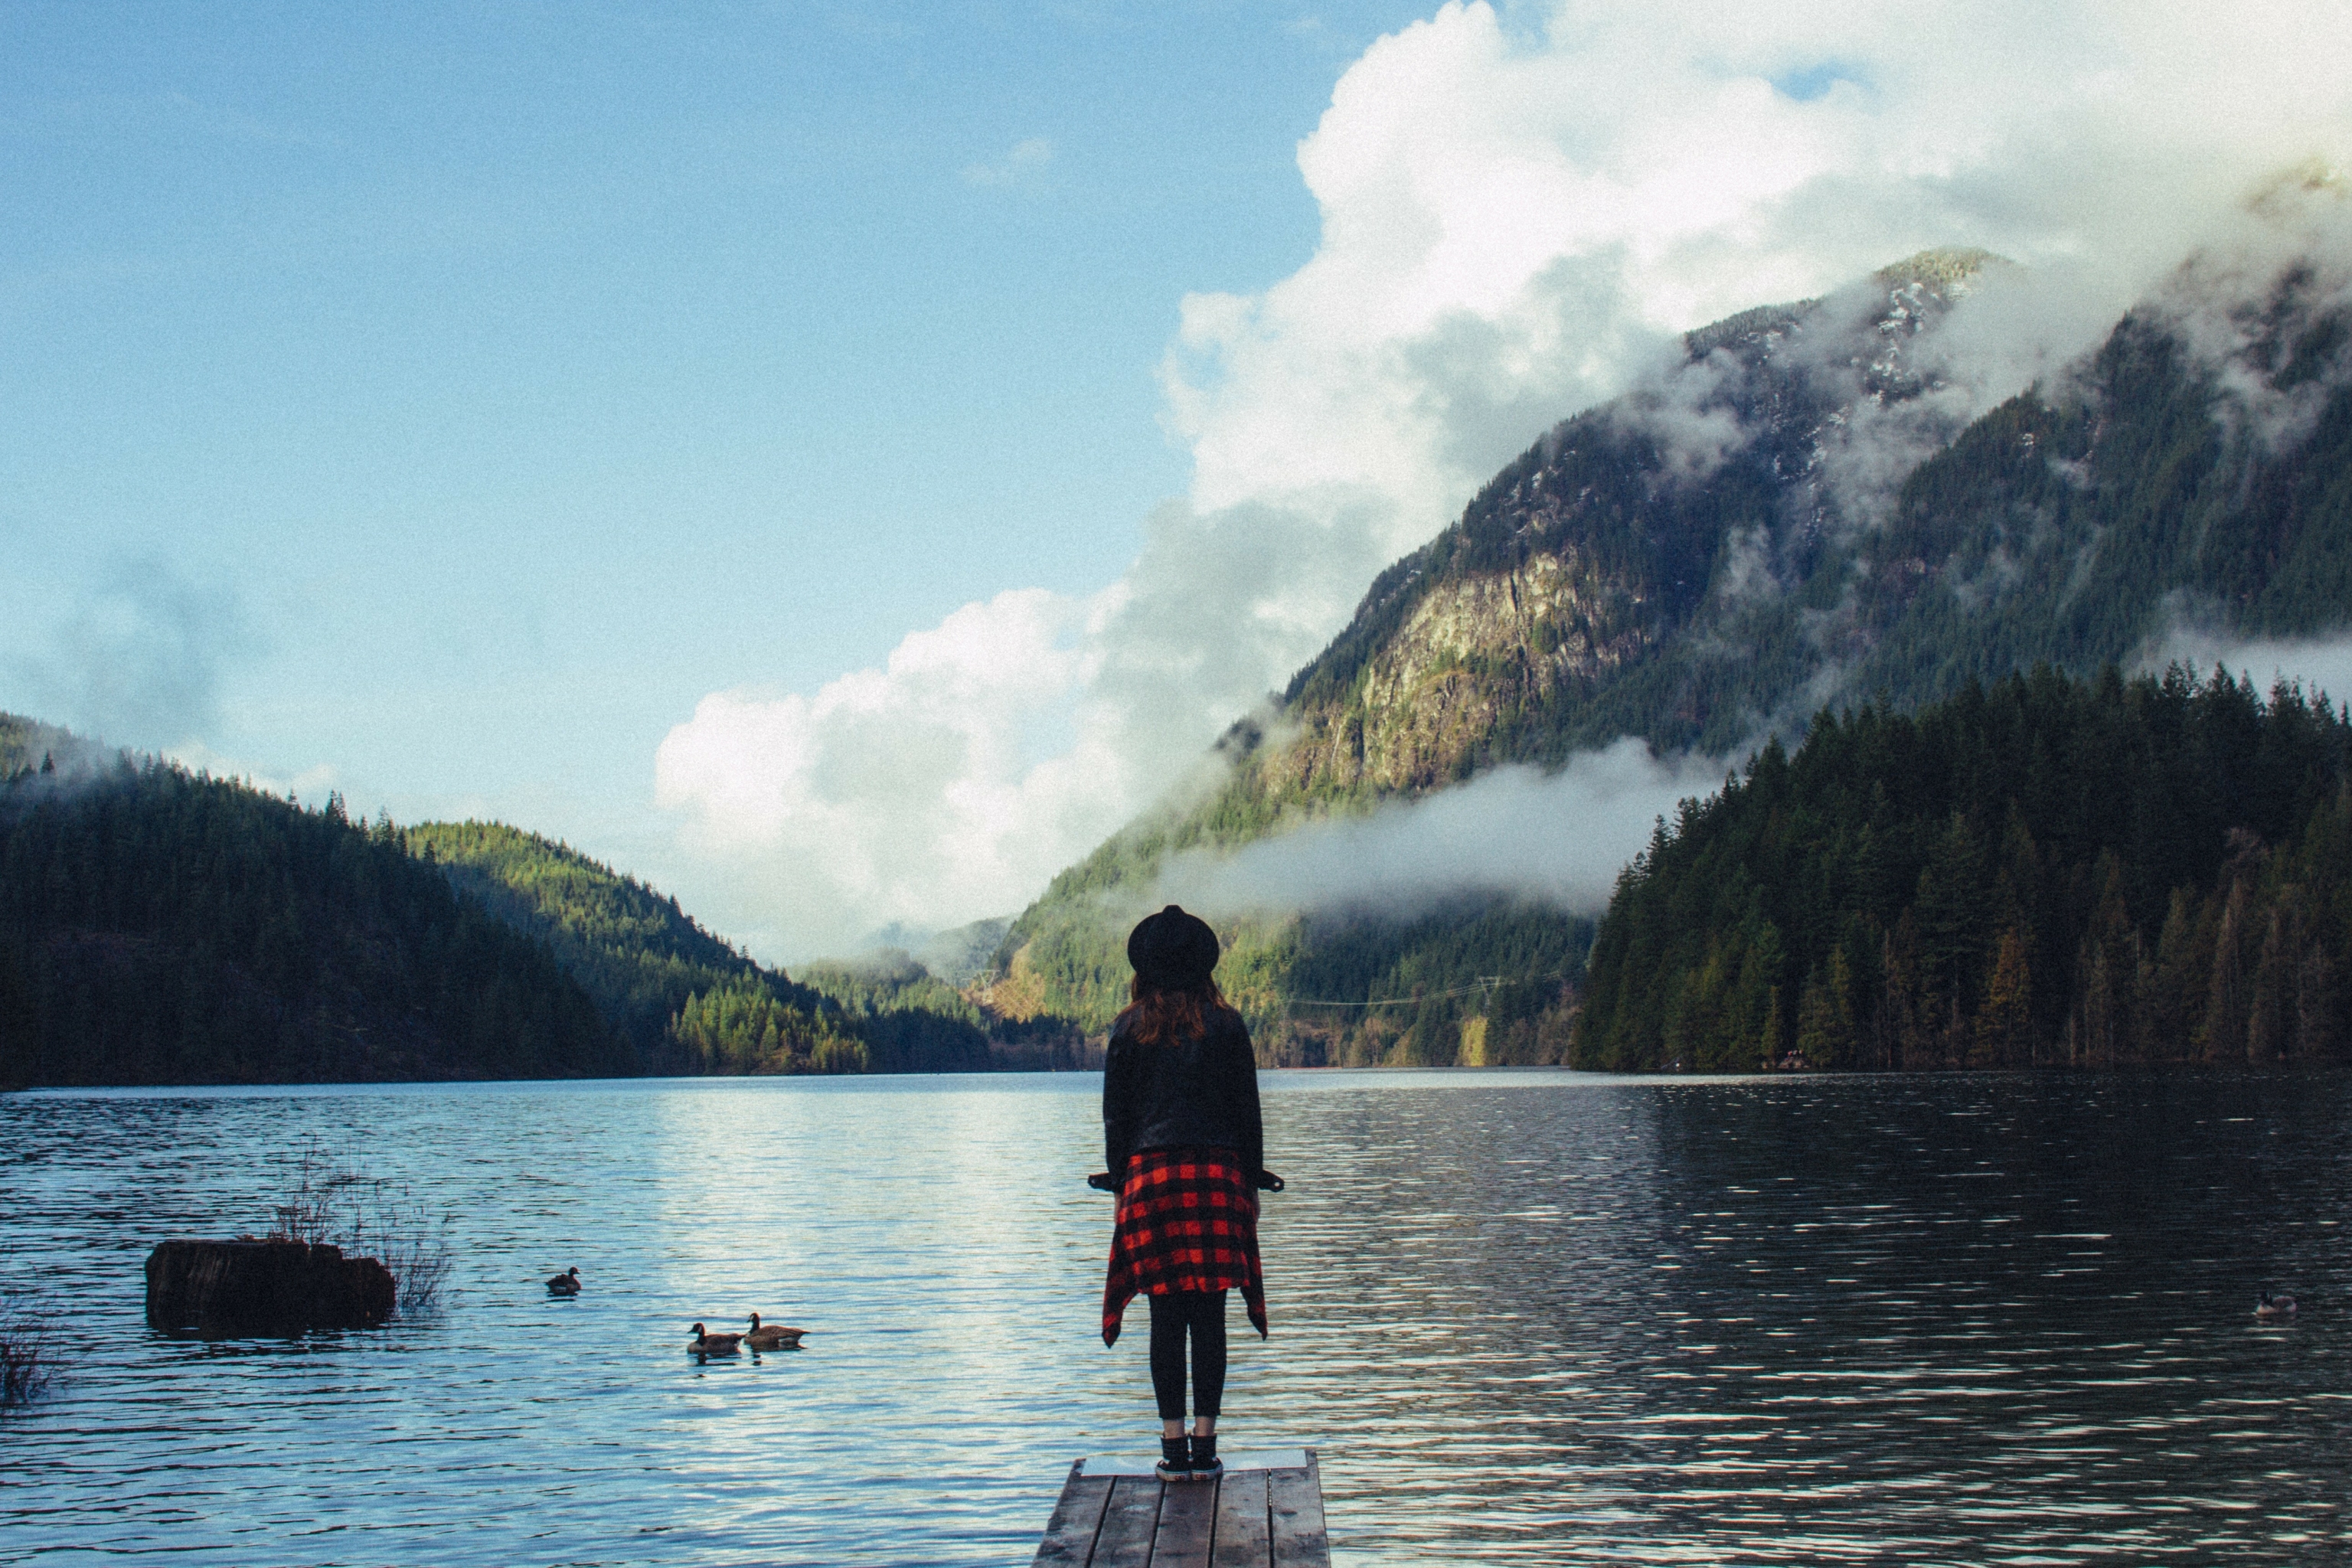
[145,1240,397,1336]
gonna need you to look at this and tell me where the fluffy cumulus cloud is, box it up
[655,590,1111,948]
[662,0,2352,957]
[1167,0,2352,531]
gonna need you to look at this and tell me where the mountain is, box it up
[0,747,627,1086]
[1575,664,2352,1071]
[916,919,1014,988]
[991,246,2352,1065]
[858,918,1014,985]
[409,822,1082,1074]
[402,821,863,1073]
[0,737,1073,1086]
[794,946,1083,1072]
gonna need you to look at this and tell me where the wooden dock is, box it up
[1030,1448,1328,1567]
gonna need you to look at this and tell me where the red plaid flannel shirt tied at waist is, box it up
[1101,1145,1267,1346]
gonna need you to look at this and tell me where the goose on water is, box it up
[746,1312,806,1349]
[2256,1292,2298,1319]
[690,1321,743,1354]
[547,1267,582,1295]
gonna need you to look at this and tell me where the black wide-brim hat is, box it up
[1127,904,1220,989]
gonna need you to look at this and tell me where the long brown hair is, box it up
[1122,975,1233,1046]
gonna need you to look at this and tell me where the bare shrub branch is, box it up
[266,1140,455,1317]
[0,1298,51,1407]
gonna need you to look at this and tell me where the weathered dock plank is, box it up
[1032,1462,1112,1566]
[1207,1468,1271,1568]
[1030,1449,1328,1568]
[1149,1474,1217,1568]
[1091,1475,1165,1564]
[1266,1453,1328,1567]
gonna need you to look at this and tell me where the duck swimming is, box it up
[690,1321,743,1354]
[2256,1292,2298,1319]
[745,1312,806,1349]
[546,1267,581,1296]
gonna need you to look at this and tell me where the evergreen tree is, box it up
[0,755,626,1086]
[1574,666,2352,1072]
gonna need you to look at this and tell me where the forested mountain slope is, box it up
[795,948,1082,1073]
[1576,665,2352,1072]
[0,747,1072,1086]
[0,752,626,1086]
[409,822,1076,1074]
[0,714,91,780]
[994,247,2352,1065]
[404,821,861,1074]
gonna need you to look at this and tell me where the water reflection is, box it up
[1,1072,2345,1564]
[1258,1072,2352,1562]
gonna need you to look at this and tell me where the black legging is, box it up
[1148,1289,1227,1421]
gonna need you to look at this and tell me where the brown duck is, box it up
[745,1312,806,1349]
[689,1321,743,1354]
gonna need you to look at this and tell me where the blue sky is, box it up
[8,0,2347,959]
[2,2,1437,848]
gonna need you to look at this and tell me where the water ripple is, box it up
[0,1072,2347,1563]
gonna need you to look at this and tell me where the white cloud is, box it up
[1158,739,1731,919]
[962,136,1054,187]
[2154,628,2352,714]
[163,742,342,805]
[663,0,2352,957]
[654,589,1116,955]
[1170,0,2352,535]
[11,561,250,752]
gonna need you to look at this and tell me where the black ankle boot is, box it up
[1188,1432,1221,1480]
[1155,1436,1191,1481]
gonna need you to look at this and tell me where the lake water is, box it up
[2,1070,2347,1566]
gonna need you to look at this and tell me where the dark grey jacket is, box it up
[1102,1006,1263,1182]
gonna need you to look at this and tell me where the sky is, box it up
[9,1,2352,962]
[1,0,1435,937]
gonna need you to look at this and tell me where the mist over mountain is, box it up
[991,217,2352,1067]
[854,917,1015,989]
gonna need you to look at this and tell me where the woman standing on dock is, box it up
[1100,904,1268,1484]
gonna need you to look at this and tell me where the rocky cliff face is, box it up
[1267,544,1647,798]
[1228,248,2001,814]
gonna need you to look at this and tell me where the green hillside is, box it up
[407,822,1078,1074]
[0,745,1075,1085]
[1575,665,2352,1071]
[0,751,626,1086]
[403,821,861,1073]
[991,250,2352,1063]
[795,948,1082,1072]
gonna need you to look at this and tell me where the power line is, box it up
[1271,972,1573,1009]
